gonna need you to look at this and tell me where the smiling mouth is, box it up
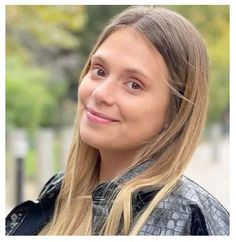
[86,107,120,124]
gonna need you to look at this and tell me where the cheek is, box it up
[127,98,169,134]
[78,78,92,105]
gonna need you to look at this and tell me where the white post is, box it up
[36,128,54,191]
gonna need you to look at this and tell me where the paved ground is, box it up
[6,135,229,213]
[184,135,229,210]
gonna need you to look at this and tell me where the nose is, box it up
[92,79,115,105]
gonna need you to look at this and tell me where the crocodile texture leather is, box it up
[91,159,229,235]
[137,176,229,235]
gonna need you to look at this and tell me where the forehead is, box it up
[93,27,169,81]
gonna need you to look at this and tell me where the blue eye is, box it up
[127,81,142,90]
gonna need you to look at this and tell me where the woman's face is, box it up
[78,27,170,153]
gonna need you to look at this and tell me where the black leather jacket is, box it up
[6,160,229,235]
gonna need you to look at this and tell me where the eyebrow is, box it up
[91,55,152,84]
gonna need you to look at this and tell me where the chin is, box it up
[79,128,102,149]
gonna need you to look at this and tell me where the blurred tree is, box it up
[6,5,87,129]
[6,5,86,51]
[6,56,53,131]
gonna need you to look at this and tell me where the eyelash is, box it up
[90,64,144,92]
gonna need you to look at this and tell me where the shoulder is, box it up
[6,172,64,235]
[175,176,229,235]
[38,171,64,200]
[139,176,229,235]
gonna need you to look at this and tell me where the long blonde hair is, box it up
[40,6,208,235]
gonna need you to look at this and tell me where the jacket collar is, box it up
[91,158,157,234]
[92,158,156,201]
[38,158,157,204]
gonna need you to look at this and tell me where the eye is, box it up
[91,66,106,77]
[126,81,142,90]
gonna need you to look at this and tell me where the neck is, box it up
[98,149,137,183]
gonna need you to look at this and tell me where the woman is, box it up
[6,6,229,235]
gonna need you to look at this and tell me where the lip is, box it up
[86,106,119,124]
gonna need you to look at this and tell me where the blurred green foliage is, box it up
[6,5,229,131]
[6,56,51,131]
